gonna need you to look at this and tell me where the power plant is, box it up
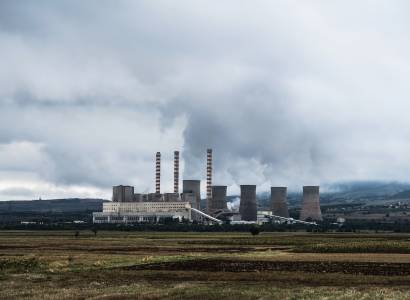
[300,186,322,221]
[271,187,289,218]
[92,149,322,225]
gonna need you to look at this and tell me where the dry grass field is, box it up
[1,231,410,299]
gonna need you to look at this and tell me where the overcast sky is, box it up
[1,1,410,200]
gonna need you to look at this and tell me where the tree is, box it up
[92,228,98,236]
[249,226,260,236]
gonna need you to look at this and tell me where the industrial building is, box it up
[93,201,191,223]
[183,180,201,210]
[93,151,221,224]
[92,149,321,225]
[112,185,134,202]
[271,187,289,218]
[239,185,257,221]
[300,186,322,221]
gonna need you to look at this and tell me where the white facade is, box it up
[257,210,273,224]
[93,201,192,224]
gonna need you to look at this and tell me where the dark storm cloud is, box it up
[1,0,410,199]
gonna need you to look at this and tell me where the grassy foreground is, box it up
[1,231,410,299]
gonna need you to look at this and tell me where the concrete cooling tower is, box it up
[239,185,257,221]
[210,185,227,213]
[300,186,322,221]
[183,180,201,210]
[271,187,289,218]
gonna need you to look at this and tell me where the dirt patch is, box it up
[125,259,410,276]
[82,246,288,253]
[0,245,288,253]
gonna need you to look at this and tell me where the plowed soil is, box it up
[127,259,410,276]
[0,244,288,253]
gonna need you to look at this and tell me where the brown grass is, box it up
[1,231,410,299]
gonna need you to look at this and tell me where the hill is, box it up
[0,198,108,213]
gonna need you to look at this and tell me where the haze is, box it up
[1,1,410,200]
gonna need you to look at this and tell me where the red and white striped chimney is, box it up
[174,151,179,194]
[206,148,212,213]
[155,152,161,195]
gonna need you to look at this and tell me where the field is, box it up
[1,231,410,299]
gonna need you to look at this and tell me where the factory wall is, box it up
[93,201,191,224]
[164,193,180,202]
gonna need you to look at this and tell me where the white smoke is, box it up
[3,1,410,201]
[227,196,240,212]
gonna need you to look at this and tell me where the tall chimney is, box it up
[206,148,212,213]
[174,151,179,194]
[155,152,161,195]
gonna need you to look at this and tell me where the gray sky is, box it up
[1,0,410,200]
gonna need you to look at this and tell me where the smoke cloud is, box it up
[1,1,410,200]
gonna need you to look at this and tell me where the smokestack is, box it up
[271,187,289,218]
[174,151,179,194]
[300,186,322,221]
[206,149,212,213]
[155,152,161,195]
[240,185,257,221]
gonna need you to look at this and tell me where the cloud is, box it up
[1,1,410,200]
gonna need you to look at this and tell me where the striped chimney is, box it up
[155,152,161,195]
[206,148,212,213]
[174,151,179,194]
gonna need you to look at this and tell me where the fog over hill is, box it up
[2,181,410,212]
[0,198,107,213]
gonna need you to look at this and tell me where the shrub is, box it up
[249,226,260,236]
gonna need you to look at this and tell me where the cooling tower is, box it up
[155,152,161,195]
[210,185,227,213]
[183,180,201,210]
[239,185,257,221]
[174,151,179,194]
[206,149,212,213]
[271,187,289,218]
[300,186,322,221]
